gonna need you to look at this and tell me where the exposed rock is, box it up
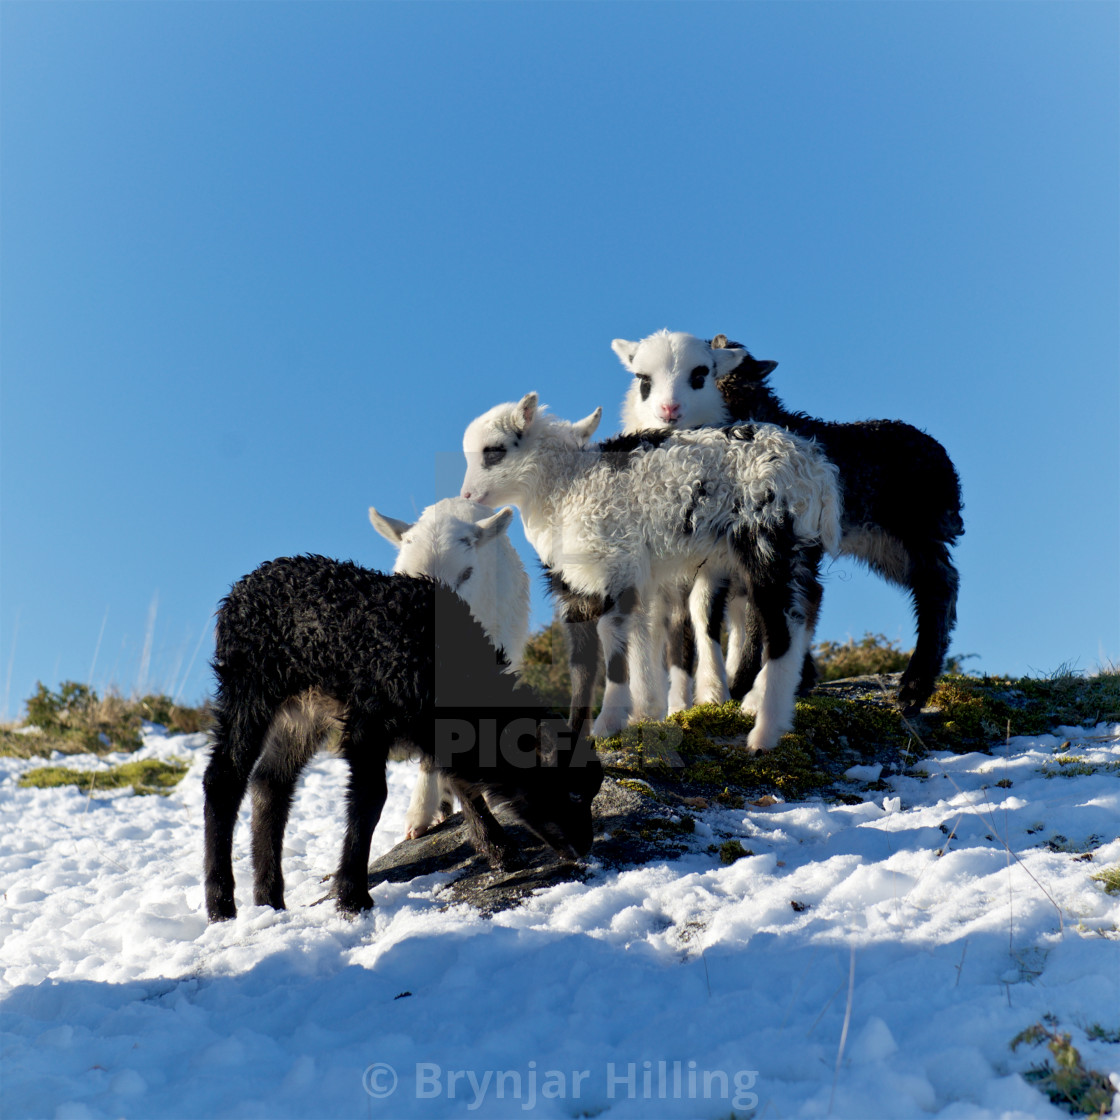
[367,775,698,915]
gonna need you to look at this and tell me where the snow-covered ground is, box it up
[2,722,1118,1119]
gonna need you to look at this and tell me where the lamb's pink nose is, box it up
[461,489,471,500]
[659,402,681,422]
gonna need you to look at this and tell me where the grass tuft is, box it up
[1090,867,1120,896]
[1011,1020,1116,1118]
[2,680,210,758]
[18,758,190,796]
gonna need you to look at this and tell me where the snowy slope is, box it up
[2,723,1118,1119]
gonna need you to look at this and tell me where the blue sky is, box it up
[2,2,1117,718]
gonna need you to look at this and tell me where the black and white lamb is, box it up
[613,329,964,713]
[203,554,603,922]
[460,392,842,753]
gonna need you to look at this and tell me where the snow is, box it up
[2,723,1118,1119]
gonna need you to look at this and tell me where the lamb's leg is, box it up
[334,723,387,915]
[203,705,269,922]
[689,570,730,706]
[728,599,816,701]
[626,593,661,722]
[725,582,763,702]
[592,588,639,738]
[666,583,694,714]
[639,590,670,721]
[898,543,960,713]
[455,782,518,871]
[736,531,823,753]
[555,585,603,739]
[249,714,322,911]
[404,755,455,839]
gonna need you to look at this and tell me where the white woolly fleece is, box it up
[463,398,841,604]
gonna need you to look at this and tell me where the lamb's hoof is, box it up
[336,891,375,917]
[746,719,790,754]
[896,674,932,716]
[404,823,431,841]
[488,846,524,874]
[206,891,237,923]
[591,709,628,738]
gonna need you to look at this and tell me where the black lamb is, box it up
[203,555,603,922]
[713,335,964,712]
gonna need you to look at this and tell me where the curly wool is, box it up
[203,556,602,921]
[468,409,841,601]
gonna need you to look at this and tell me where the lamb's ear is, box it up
[731,355,778,381]
[710,343,750,380]
[611,338,640,371]
[369,507,413,546]
[712,348,778,382]
[573,406,602,442]
[474,506,514,544]
[513,392,538,435]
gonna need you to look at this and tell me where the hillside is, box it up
[1,673,1118,1119]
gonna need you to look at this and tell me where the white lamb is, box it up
[461,393,842,753]
[614,330,757,713]
[370,497,530,837]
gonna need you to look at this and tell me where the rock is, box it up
[367,776,700,916]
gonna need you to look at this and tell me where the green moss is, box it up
[596,694,906,800]
[1011,1020,1115,1118]
[925,677,1009,748]
[789,695,910,760]
[925,672,1120,752]
[1042,758,1120,780]
[617,778,662,801]
[668,701,755,743]
[594,669,1120,809]
[719,840,752,864]
[636,814,695,847]
[19,758,189,796]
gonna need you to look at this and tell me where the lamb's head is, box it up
[461,392,601,508]
[614,329,777,433]
[370,497,514,593]
[482,723,604,860]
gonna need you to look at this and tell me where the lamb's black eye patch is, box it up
[636,374,651,401]
[482,446,506,468]
[689,365,709,391]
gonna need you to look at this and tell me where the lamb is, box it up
[613,329,964,713]
[460,392,842,753]
[369,497,530,839]
[202,555,602,921]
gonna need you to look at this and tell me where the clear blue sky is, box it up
[2,2,1117,718]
